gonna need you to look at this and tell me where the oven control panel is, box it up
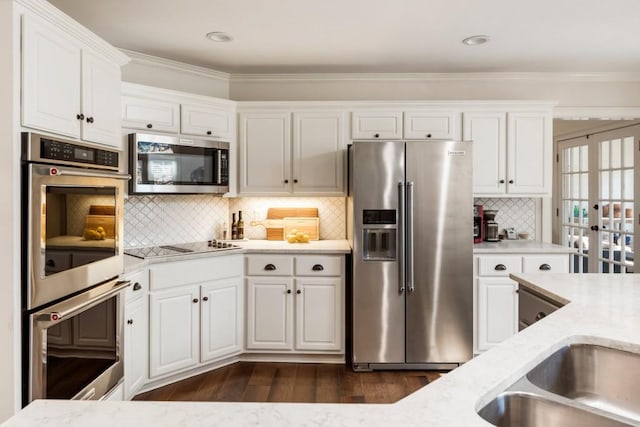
[41,138,119,169]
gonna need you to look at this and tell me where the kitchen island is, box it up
[5,273,640,426]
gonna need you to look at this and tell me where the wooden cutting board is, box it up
[260,207,319,240]
[283,217,319,241]
[89,205,116,216]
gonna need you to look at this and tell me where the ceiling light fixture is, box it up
[462,35,490,46]
[206,32,233,42]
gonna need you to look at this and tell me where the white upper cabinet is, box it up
[404,110,460,140]
[22,15,82,139]
[181,103,234,140]
[121,96,180,133]
[239,112,291,194]
[21,14,123,147]
[239,110,347,196]
[464,112,507,194]
[81,51,121,145]
[507,112,550,195]
[292,112,345,195]
[351,111,403,140]
[465,109,552,196]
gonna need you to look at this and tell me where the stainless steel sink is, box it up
[478,392,631,427]
[527,343,640,421]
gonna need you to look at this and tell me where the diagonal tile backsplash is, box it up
[474,197,537,238]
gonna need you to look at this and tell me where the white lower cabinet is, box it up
[476,277,518,352]
[123,268,149,400]
[474,253,570,353]
[148,255,243,379]
[245,254,344,353]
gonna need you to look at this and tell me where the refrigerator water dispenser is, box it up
[362,229,396,260]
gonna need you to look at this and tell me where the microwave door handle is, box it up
[45,168,131,180]
[218,150,222,184]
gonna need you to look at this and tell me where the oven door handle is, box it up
[35,279,131,323]
[45,167,131,180]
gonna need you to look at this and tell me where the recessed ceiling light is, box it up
[462,35,490,46]
[206,32,233,42]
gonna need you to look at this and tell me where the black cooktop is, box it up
[124,240,241,259]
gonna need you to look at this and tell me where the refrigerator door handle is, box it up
[407,181,415,293]
[398,181,405,294]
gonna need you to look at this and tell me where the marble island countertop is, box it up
[6,272,640,426]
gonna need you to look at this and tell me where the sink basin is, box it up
[527,343,640,420]
[478,392,631,427]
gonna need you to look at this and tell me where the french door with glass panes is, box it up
[558,125,640,274]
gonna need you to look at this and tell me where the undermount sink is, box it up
[478,342,640,426]
[527,343,640,421]
[478,392,631,427]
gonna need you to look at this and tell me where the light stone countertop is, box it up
[123,240,351,274]
[473,240,576,254]
[6,272,640,426]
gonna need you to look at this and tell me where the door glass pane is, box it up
[611,139,622,169]
[580,145,588,171]
[570,146,579,172]
[623,137,634,168]
[580,173,588,199]
[600,171,610,199]
[623,169,633,199]
[600,140,609,169]
[611,170,621,199]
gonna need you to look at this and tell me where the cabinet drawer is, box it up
[403,111,459,140]
[477,256,522,276]
[522,254,569,274]
[180,103,233,140]
[121,96,180,133]
[150,254,243,290]
[124,269,148,302]
[246,255,293,276]
[295,255,342,276]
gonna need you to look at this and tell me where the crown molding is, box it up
[15,0,129,66]
[121,49,231,82]
[231,72,640,83]
[554,107,640,120]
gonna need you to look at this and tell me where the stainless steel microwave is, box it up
[128,133,229,194]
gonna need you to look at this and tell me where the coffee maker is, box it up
[483,209,500,242]
[473,205,484,243]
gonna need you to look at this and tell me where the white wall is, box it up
[229,74,640,106]
[121,50,230,99]
[0,0,19,421]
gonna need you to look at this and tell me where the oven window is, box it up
[46,296,117,399]
[43,186,117,276]
[136,141,220,185]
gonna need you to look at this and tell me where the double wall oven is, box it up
[21,133,130,405]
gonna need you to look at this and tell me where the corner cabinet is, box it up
[239,111,347,196]
[474,252,570,353]
[245,254,344,353]
[22,14,123,147]
[465,109,552,196]
[148,255,243,379]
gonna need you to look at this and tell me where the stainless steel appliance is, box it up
[348,140,473,370]
[129,132,229,194]
[518,285,563,331]
[483,209,499,242]
[124,240,241,259]
[22,132,131,404]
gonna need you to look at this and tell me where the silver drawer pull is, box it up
[312,264,324,271]
[264,264,276,271]
[495,264,507,271]
[539,264,551,271]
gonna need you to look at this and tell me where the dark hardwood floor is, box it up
[134,362,444,404]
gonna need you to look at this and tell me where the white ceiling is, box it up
[48,0,640,74]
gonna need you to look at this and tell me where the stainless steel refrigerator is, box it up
[348,140,473,371]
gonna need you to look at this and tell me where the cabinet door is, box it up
[200,277,243,362]
[351,111,402,140]
[239,113,291,194]
[295,278,342,351]
[80,51,121,147]
[22,15,81,138]
[246,277,294,350]
[292,112,345,195]
[507,112,550,195]
[181,104,234,140]
[404,111,460,140]
[121,96,180,133]
[464,112,507,195]
[124,295,148,399]
[476,277,518,352]
[149,286,199,378]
